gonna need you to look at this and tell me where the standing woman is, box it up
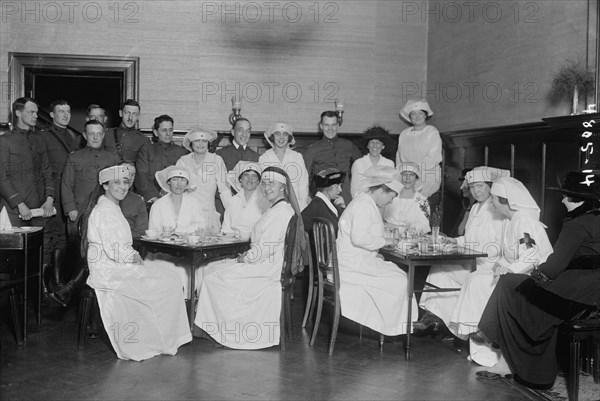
[135,115,188,204]
[396,100,442,198]
[194,166,307,349]
[80,163,191,361]
[473,172,600,389]
[350,126,395,198]
[258,123,310,210]
[384,163,431,234]
[337,165,418,336]
[176,128,232,232]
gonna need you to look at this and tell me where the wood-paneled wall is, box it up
[1,1,427,134]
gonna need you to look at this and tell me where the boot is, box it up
[54,261,88,308]
[41,263,52,299]
[47,248,69,307]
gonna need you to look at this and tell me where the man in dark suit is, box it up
[301,168,346,237]
[103,99,148,163]
[216,118,260,171]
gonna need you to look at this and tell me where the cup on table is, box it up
[431,226,440,244]
[418,240,429,254]
[187,235,200,245]
[145,229,158,239]
[162,226,175,238]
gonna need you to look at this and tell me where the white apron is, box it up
[194,201,294,349]
[337,192,417,335]
[86,196,191,361]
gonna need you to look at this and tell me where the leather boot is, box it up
[47,248,69,307]
[55,261,88,308]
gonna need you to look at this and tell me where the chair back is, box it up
[281,214,301,290]
[312,217,340,294]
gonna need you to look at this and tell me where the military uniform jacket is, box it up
[216,143,260,171]
[103,126,149,163]
[135,141,188,201]
[61,147,121,214]
[0,127,55,216]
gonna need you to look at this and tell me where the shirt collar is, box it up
[233,140,246,150]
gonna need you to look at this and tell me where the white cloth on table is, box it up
[336,192,417,336]
[194,200,294,349]
[258,148,309,210]
[146,192,207,298]
[396,125,442,197]
[350,154,395,198]
[221,189,264,240]
[420,197,504,328]
[86,195,191,361]
[449,210,552,338]
[176,152,232,232]
[384,191,431,234]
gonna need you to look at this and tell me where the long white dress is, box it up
[145,192,207,297]
[86,196,191,361]
[176,152,232,232]
[221,190,264,240]
[396,125,442,197]
[194,200,294,349]
[449,210,553,337]
[259,149,309,210]
[337,192,418,335]
[350,154,395,198]
[384,191,431,234]
[419,197,504,327]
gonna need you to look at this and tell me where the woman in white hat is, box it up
[221,161,266,240]
[350,125,395,198]
[176,128,232,232]
[466,176,552,369]
[78,163,191,361]
[194,166,308,349]
[396,100,442,198]
[258,122,309,210]
[336,165,418,337]
[145,166,207,298]
[474,171,600,388]
[384,163,431,234]
[417,166,509,336]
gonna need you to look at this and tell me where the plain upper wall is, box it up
[426,0,596,132]
[0,0,427,134]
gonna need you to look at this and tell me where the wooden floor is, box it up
[1,281,541,401]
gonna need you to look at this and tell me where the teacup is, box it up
[145,229,158,239]
[187,235,201,245]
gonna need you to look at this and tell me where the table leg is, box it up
[189,263,196,331]
[37,245,42,326]
[23,236,29,340]
[405,261,415,360]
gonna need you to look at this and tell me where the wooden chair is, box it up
[309,218,384,356]
[561,311,600,401]
[301,244,315,328]
[0,280,24,347]
[280,214,307,351]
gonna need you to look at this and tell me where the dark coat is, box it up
[301,195,339,237]
[103,126,149,163]
[135,141,188,201]
[216,144,260,171]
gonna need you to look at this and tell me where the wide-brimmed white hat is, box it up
[397,163,421,178]
[363,165,403,194]
[264,122,295,148]
[465,166,511,185]
[227,161,262,192]
[183,128,218,151]
[155,165,191,193]
[99,164,134,184]
[400,100,434,122]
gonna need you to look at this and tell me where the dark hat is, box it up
[363,126,393,150]
[548,171,600,200]
[314,168,346,189]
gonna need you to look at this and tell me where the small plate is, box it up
[141,235,159,240]
[19,226,36,231]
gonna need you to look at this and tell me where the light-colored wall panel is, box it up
[1,0,428,134]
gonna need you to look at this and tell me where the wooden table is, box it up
[379,245,488,360]
[134,236,250,330]
[0,226,44,340]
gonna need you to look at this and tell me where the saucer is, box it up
[141,235,159,240]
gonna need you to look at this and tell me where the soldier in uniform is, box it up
[86,103,108,125]
[103,99,148,163]
[216,118,260,171]
[135,115,188,204]
[120,163,149,238]
[0,98,56,296]
[303,111,362,207]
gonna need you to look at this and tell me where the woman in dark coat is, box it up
[301,168,345,236]
[474,171,600,389]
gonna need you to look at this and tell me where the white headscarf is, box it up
[491,177,540,218]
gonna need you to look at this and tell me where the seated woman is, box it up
[301,168,345,236]
[417,166,508,336]
[145,165,206,297]
[193,166,306,349]
[258,123,310,210]
[221,161,266,240]
[80,163,191,361]
[337,165,418,336]
[350,126,395,198]
[176,128,232,232]
[384,163,431,234]
[472,171,600,389]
